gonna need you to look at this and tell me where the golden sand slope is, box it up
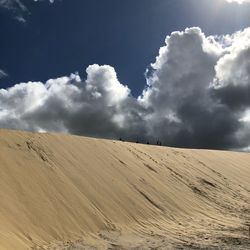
[0,129,249,249]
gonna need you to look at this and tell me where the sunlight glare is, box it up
[226,0,250,4]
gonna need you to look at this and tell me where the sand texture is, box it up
[0,129,249,249]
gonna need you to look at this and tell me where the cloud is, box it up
[212,29,250,110]
[1,28,250,150]
[0,65,146,140]
[226,0,250,3]
[0,0,27,11]
[139,27,250,149]
[0,0,55,22]
[0,69,8,79]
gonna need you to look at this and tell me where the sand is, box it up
[0,129,249,249]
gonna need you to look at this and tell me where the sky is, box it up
[1,0,250,150]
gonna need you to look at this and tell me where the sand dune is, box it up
[0,129,249,249]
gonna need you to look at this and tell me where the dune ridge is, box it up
[0,129,249,249]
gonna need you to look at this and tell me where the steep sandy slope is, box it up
[0,129,249,249]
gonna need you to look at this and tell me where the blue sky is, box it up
[1,0,250,150]
[1,0,250,95]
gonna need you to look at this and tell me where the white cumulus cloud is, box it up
[1,28,250,150]
[226,0,250,3]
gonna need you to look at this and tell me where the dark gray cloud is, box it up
[139,27,250,149]
[212,37,250,110]
[1,28,250,150]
